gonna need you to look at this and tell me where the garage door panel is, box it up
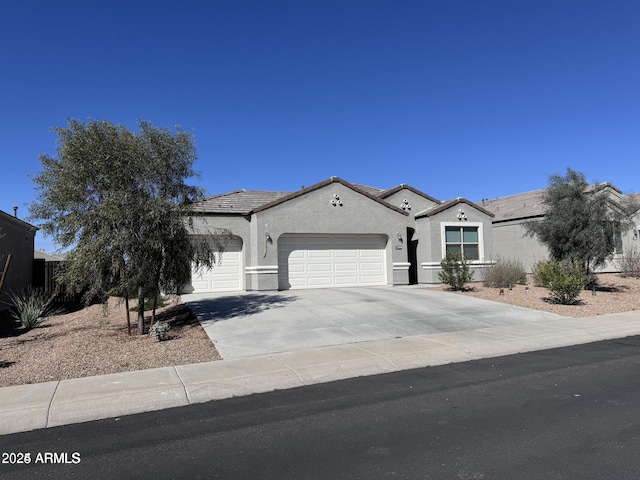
[308,263,332,272]
[278,234,387,290]
[334,250,358,258]
[186,237,243,293]
[334,263,358,271]
[307,277,334,287]
[360,275,385,285]
[334,276,359,285]
[308,250,332,258]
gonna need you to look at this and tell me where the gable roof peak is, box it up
[415,197,494,219]
[251,177,409,215]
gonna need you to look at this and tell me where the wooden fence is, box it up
[32,259,81,304]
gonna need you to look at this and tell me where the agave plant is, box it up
[8,288,61,329]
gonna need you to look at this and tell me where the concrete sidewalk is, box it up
[1,310,639,436]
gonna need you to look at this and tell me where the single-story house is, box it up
[0,208,37,308]
[481,183,640,273]
[184,177,495,293]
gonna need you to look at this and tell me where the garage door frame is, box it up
[278,234,388,290]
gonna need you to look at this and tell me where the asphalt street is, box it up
[2,336,640,479]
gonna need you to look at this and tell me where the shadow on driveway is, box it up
[187,293,297,324]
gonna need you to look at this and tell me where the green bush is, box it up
[149,321,170,341]
[533,259,586,304]
[482,256,527,288]
[532,259,557,288]
[8,288,61,330]
[439,252,474,290]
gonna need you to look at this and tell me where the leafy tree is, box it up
[525,168,636,276]
[30,119,228,335]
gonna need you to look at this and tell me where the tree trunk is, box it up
[151,292,158,327]
[137,285,145,336]
[150,263,162,328]
[125,294,131,336]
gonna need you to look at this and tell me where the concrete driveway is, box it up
[183,286,566,360]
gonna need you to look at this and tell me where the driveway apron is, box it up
[183,286,566,360]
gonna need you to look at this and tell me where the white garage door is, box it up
[278,234,387,290]
[188,237,243,293]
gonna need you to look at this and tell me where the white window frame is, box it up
[440,222,485,262]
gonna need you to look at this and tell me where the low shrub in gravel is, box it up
[533,259,586,304]
[617,246,640,278]
[439,252,474,291]
[482,256,527,288]
[7,288,61,330]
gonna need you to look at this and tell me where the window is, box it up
[614,231,623,254]
[445,226,479,260]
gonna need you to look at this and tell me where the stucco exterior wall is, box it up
[491,219,548,272]
[251,182,410,289]
[383,189,438,217]
[0,213,36,309]
[416,203,494,284]
[491,215,640,274]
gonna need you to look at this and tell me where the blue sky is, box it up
[1,0,638,252]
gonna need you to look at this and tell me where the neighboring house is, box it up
[0,208,37,309]
[481,183,640,273]
[184,177,494,293]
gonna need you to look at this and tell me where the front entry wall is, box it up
[278,234,387,290]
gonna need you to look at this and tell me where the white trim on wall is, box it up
[392,262,411,271]
[246,265,279,275]
[440,221,485,262]
[421,261,495,270]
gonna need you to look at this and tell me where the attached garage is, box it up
[187,237,243,293]
[278,234,387,290]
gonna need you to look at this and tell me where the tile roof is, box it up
[379,184,441,204]
[415,198,494,219]
[351,183,386,196]
[479,189,547,222]
[34,249,66,261]
[190,190,291,215]
[480,183,633,223]
[252,177,409,215]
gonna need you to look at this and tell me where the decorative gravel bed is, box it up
[437,273,639,318]
[0,297,221,387]
[1,274,637,388]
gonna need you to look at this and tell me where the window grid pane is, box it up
[463,227,478,243]
[445,227,461,243]
[445,226,480,260]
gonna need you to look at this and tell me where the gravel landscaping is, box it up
[0,273,638,388]
[439,273,639,318]
[0,297,220,387]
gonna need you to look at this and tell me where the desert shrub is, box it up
[8,288,61,329]
[439,252,474,291]
[617,246,640,278]
[532,259,555,288]
[482,256,527,288]
[533,259,586,304]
